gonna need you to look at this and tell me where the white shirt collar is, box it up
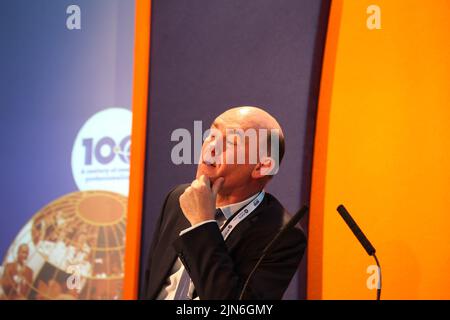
[218,192,261,220]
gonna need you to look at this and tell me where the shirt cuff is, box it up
[179,220,217,236]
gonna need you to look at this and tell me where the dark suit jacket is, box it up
[143,184,307,300]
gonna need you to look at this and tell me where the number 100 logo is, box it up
[82,135,130,165]
[71,108,132,196]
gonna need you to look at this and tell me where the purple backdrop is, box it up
[139,0,330,299]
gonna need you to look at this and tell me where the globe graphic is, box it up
[0,191,127,300]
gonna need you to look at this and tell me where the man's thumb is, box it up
[212,177,224,196]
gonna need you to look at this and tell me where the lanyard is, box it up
[220,191,265,240]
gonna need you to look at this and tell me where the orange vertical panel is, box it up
[309,0,450,299]
[123,0,151,300]
[307,0,343,300]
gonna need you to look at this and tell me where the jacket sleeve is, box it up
[143,186,177,298]
[172,222,306,300]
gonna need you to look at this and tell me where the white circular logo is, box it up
[71,108,132,196]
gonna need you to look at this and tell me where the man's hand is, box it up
[179,175,225,226]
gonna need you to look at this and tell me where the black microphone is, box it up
[239,205,309,300]
[336,204,381,300]
[337,205,375,256]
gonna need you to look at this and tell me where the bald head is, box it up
[217,106,283,134]
[214,106,285,164]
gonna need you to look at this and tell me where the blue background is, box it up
[0,0,135,261]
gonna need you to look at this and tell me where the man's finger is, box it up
[199,175,211,189]
[191,179,200,188]
[212,177,224,196]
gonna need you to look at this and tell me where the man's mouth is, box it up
[203,159,217,167]
[203,158,217,168]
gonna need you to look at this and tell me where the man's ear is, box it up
[251,156,278,178]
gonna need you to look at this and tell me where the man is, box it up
[2,244,33,299]
[144,106,306,300]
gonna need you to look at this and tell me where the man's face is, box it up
[17,245,29,264]
[196,116,258,193]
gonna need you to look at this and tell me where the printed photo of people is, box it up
[0,191,126,300]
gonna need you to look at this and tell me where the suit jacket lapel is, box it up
[223,195,269,251]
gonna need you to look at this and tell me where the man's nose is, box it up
[203,139,222,160]
[209,141,216,156]
[203,140,216,159]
